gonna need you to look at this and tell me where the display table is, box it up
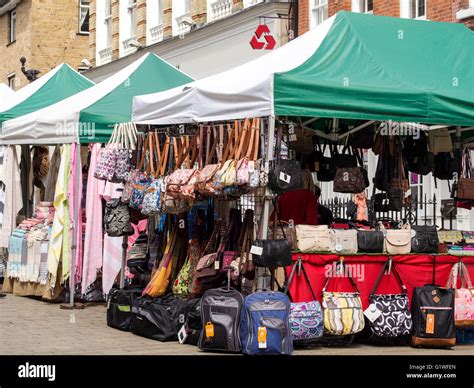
[286,254,474,309]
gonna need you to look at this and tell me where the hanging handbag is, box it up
[166,132,200,200]
[348,126,375,149]
[428,127,453,155]
[322,261,365,336]
[236,118,260,186]
[94,145,117,181]
[411,225,439,254]
[295,224,332,252]
[195,125,221,196]
[333,144,357,168]
[357,229,385,253]
[113,123,137,182]
[333,147,369,194]
[215,121,240,190]
[141,133,169,216]
[368,259,412,338]
[330,229,358,254]
[385,224,412,255]
[104,198,133,237]
[446,262,474,328]
[456,149,474,200]
[284,256,324,342]
[129,133,154,210]
[287,123,314,155]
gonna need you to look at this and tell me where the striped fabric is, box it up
[322,291,365,336]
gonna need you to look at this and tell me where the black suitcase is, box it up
[106,287,144,331]
[131,294,187,341]
[411,285,456,348]
[198,287,244,352]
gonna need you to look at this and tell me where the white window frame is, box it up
[147,0,164,44]
[79,0,90,34]
[172,0,192,37]
[9,9,16,43]
[401,0,426,19]
[352,0,373,13]
[7,73,16,90]
[243,0,263,8]
[310,0,328,29]
[96,0,113,65]
[128,0,138,39]
[105,0,112,49]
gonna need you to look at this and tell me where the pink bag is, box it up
[446,262,474,328]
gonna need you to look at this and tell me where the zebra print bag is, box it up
[104,199,133,237]
[368,259,412,338]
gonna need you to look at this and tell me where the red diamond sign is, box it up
[250,24,276,50]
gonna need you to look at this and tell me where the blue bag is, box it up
[240,290,293,355]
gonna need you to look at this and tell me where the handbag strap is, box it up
[284,256,317,300]
[221,122,238,163]
[137,132,149,171]
[176,131,199,169]
[202,220,221,256]
[145,132,155,175]
[459,260,473,288]
[370,258,407,297]
[251,118,260,161]
[322,260,360,294]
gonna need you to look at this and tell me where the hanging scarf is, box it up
[353,192,368,221]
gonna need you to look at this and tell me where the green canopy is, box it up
[0,64,93,125]
[274,12,474,126]
[78,53,193,143]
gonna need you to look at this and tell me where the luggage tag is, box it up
[258,326,267,349]
[250,245,263,256]
[279,172,291,183]
[205,322,214,339]
[289,134,297,142]
[426,313,435,334]
[364,304,382,323]
[178,324,189,344]
[214,260,220,270]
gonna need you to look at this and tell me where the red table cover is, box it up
[285,254,474,309]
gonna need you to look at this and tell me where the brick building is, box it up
[0,0,90,91]
[299,0,474,34]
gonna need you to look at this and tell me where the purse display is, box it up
[330,229,358,254]
[313,142,336,182]
[368,259,412,338]
[322,261,365,336]
[437,230,463,244]
[251,239,292,268]
[411,225,439,254]
[295,224,332,253]
[357,229,385,253]
[446,262,474,328]
[333,147,369,194]
[385,225,411,255]
[285,257,323,342]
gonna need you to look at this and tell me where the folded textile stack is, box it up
[7,229,27,278]
[448,244,474,256]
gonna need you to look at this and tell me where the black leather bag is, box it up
[357,230,385,253]
[104,199,133,237]
[131,294,188,341]
[373,191,403,212]
[251,239,292,268]
[183,298,202,346]
[268,159,304,194]
[314,152,337,182]
[198,287,244,352]
[433,152,461,180]
[411,225,439,254]
[106,287,144,331]
[411,285,456,348]
[334,145,358,168]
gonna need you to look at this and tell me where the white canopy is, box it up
[132,16,335,124]
[0,83,14,109]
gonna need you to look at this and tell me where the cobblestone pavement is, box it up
[1,294,473,355]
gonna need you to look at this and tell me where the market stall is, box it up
[0,53,194,305]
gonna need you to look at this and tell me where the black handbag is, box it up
[131,294,188,342]
[314,142,336,182]
[411,225,439,254]
[373,191,403,212]
[183,297,202,346]
[333,145,358,168]
[251,239,292,268]
[357,230,385,253]
[268,158,304,194]
[411,284,456,348]
[368,259,412,339]
[104,198,133,237]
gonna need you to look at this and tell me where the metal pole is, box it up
[65,143,81,308]
[119,235,128,289]
[261,115,276,238]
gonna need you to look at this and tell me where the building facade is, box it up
[299,0,474,32]
[0,0,90,91]
[85,0,292,81]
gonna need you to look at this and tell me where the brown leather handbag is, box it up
[456,149,474,200]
